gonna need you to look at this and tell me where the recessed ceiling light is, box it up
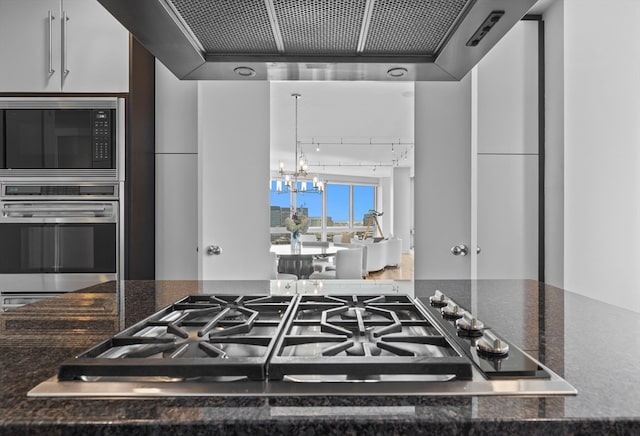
[234,66,256,77]
[387,67,408,78]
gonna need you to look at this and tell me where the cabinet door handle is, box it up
[47,10,55,74]
[62,10,70,76]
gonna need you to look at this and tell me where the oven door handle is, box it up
[2,205,111,217]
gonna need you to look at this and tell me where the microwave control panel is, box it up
[92,110,113,166]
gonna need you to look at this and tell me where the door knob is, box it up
[206,245,221,255]
[451,244,468,256]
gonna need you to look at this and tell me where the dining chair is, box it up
[310,248,363,280]
[325,244,368,277]
[270,252,298,280]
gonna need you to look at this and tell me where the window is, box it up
[270,181,291,229]
[269,180,377,239]
[326,184,349,228]
[296,191,322,228]
[353,185,375,226]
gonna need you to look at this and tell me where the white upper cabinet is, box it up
[60,0,129,92]
[476,20,538,154]
[0,0,129,93]
[0,0,61,92]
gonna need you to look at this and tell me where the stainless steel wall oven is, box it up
[0,184,122,311]
[0,97,124,310]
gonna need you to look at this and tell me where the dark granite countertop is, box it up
[1,279,639,435]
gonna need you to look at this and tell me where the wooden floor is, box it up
[365,253,414,280]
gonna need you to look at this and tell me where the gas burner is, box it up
[222,309,246,321]
[268,294,474,381]
[57,294,296,381]
[340,307,373,320]
[345,342,382,357]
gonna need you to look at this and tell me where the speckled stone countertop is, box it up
[1,279,639,435]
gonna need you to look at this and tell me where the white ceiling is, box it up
[270,81,414,178]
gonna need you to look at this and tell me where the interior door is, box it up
[414,77,472,280]
[198,82,272,280]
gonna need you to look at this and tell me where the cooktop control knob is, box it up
[456,311,485,335]
[429,289,448,307]
[476,330,509,357]
[441,303,464,319]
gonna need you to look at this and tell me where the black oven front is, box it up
[0,97,124,181]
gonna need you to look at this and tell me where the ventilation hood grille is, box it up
[98,0,538,81]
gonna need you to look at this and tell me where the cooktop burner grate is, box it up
[57,295,295,381]
[267,294,473,381]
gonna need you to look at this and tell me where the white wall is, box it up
[392,167,411,252]
[380,176,392,238]
[269,81,414,179]
[561,0,640,312]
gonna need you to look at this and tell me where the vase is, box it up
[291,232,301,253]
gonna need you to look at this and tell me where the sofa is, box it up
[340,237,402,273]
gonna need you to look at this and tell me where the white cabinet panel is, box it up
[477,20,538,154]
[414,78,472,279]
[155,60,197,154]
[60,0,129,92]
[155,59,197,279]
[0,0,128,93]
[156,154,198,279]
[477,154,538,280]
[198,82,272,280]
[0,0,61,92]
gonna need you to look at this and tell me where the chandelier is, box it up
[275,93,324,194]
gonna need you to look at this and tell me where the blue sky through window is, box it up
[353,185,375,225]
[271,181,375,227]
[297,191,321,219]
[270,181,290,209]
[326,184,349,226]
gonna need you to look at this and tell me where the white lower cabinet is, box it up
[155,154,198,279]
[477,155,538,280]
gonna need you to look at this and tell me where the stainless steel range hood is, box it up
[98,0,538,81]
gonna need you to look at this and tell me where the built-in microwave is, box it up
[0,97,124,181]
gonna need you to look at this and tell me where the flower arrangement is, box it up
[284,212,309,239]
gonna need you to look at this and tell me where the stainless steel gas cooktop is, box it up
[29,291,577,397]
